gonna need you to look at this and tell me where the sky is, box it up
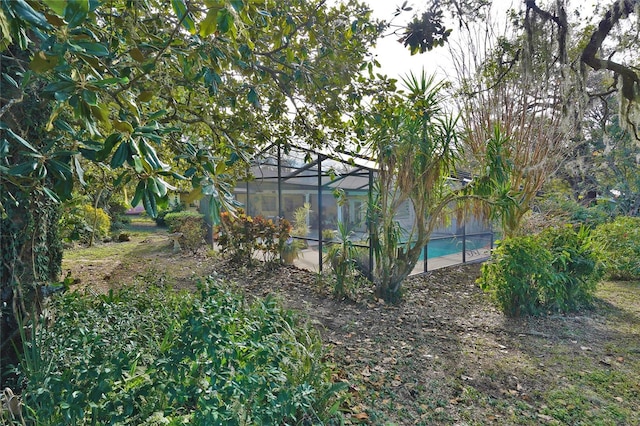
[360,0,453,80]
[361,0,601,81]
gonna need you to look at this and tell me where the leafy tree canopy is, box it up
[1,0,380,220]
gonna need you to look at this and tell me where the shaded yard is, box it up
[62,220,640,425]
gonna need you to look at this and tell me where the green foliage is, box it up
[292,202,312,239]
[164,211,206,253]
[164,211,203,233]
[324,222,359,297]
[538,193,612,228]
[479,226,600,317]
[592,216,640,280]
[59,202,111,244]
[540,225,601,311]
[479,236,554,317]
[155,199,185,227]
[216,209,292,264]
[16,279,344,425]
[81,204,111,240]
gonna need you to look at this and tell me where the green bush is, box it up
[479,236,554,317]
[155,200,185,227]
[164,211,206,253]
[479,226,601,317]
[540,225,600,311]
[592,216,640,280]
[60,203,112,244]
[17,279,345,425]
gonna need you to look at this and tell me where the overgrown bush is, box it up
[540,225,600,311]
[479,226,600,317]
[15,279,345,425]
[164,211,206,253]
[59,203,111,244]
[479,236,554,317]
[592,216,640,280]
[215,209,292,265]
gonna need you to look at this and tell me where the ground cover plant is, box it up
[30,221,638,425]
[12,277,344,425]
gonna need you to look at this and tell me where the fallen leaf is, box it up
[353,412,369,420]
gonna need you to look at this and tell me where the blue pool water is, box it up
[421,238,461,260]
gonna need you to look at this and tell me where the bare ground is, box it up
[63,221,640,425]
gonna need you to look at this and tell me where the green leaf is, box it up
[82,89,98,106]
[137,91,153,102]
[0,122,39,153]
[113,120,134,133]
[8,160,38,176]
[46,158,73,179]
[142,188,157,218]
[110,140,130,168]
[129,48,145,62]
[42,187,61,203]
[131,180,145,208]
[247,87,260,108]
[29,51,58,72]
[217,8,233,34]
[44,80,76,94]
[132,155,144,173]
[75,41,110,57]
[42,0,67,16]
[199,7,219,37]
[96,133,122,161]
[12,0,53,29]
[65,0,89,28]
[73,155,86,185]
[171,0,196,34]
[1,72,19,89]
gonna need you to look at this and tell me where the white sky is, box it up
[361,0,602,81]
[361,0,453,80]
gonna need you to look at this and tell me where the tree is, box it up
[356,71,511,302]
[448,2,572,236]
[401,1,640,142]
[0,0,379,381]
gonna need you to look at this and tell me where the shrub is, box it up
[155,200,185,227]
[479,236,554,317]
[215,209,291,265]
[540,225,600,311]
[592,216,640,280]
[164,211,206,253]
[479,226,601,317]
[60,203,112,244]
[16,279,345,425]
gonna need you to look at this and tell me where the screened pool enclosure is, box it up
[229,143,493,276]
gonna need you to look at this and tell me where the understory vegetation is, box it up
[10,277,344,425]
[479,225,600,317]
[5,223,637,425]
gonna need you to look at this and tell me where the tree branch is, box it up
[580,0,640,102]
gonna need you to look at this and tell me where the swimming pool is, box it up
[420,237,461,260]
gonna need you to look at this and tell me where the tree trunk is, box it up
[1,189,62,387]
[1,47,62,385]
